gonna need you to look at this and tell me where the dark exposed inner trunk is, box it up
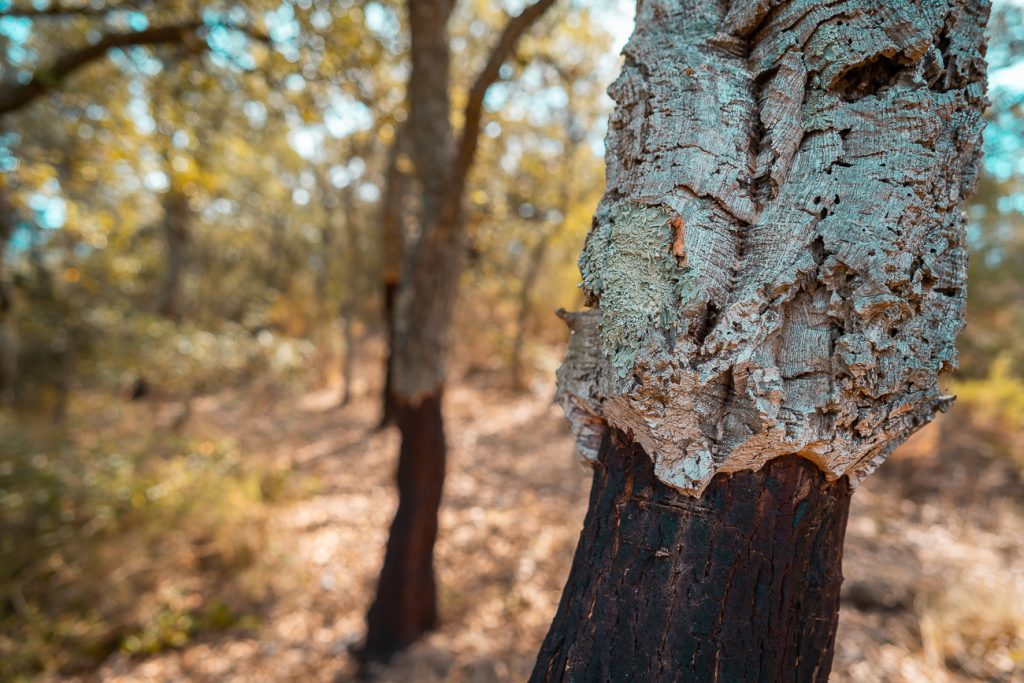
[359,390,446,663]
[377,279,399,428]
[531,428,851,683]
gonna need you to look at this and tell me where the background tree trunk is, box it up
[360,0,557,664]
[378,126,411,427]
[510,89,579,390]
[531,428,851,683]
[0,188,17,408]
[314,204,334,328]
[540,0,988,678]
[338,174,360,407]
[359,0,457,663]
[510,234,551,391]
[158,186,189,322]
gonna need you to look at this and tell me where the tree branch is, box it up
[0,1,144,18]
[445,0,557,216]
[0,20,271,117]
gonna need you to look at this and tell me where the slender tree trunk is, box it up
[510,95,578,390]
[510,235,550,390]
[531,428,850,682]
[358,0,461,658]
[315,209,334,327]
[339,315,356,405]
[51,329,75,425]
[158,187,189,322]
[314,205,337,388]
[378,127,411,427]
[0,189,16,408]
[537,0,988,678]
[338,175,360,407]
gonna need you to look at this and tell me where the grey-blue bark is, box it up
[557,0,989,493]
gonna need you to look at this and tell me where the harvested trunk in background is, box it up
[339,174,360,406]
[0,189,16,407]
[359,0,456,664]
[378,279,399,423]
[158,187,189,322]
[531,428,851,683]
[539,0,988,678]
[378,127,411,427]
[360,0,558,664]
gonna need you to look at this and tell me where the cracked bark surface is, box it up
[558,0,989,494]
[531,428,851,683]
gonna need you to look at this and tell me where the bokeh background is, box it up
[0,1,1022,681]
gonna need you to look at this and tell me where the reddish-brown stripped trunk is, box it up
[361,392,445,658]
[378,278,399,424]
[531,429,851,682]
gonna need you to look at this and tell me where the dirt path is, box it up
[59,381,1024,682]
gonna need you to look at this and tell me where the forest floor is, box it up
[43,363,1024,683]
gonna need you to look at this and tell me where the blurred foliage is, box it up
[0,407,303,679]
[954,354,1024,433]
[952,1,1024,444]
[960,2,1024,379]
[0,0,617,403]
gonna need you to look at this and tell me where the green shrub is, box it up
[0,411,295,679]
[954,354,1024,430]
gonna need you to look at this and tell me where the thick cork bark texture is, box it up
[557,0,989,494]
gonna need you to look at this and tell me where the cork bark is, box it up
[558,0,989,494]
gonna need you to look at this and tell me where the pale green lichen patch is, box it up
[580,201,687,375]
